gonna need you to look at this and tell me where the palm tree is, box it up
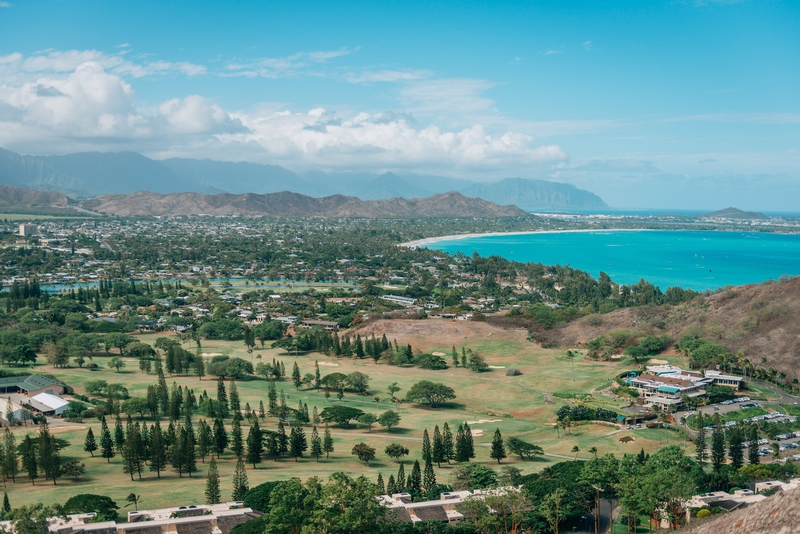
[770,442,781,460]
[588,446,598,458]
[571,445,580,459]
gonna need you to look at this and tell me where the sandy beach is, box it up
[400,228,652,248]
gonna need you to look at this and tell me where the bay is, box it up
[428,230,800,291]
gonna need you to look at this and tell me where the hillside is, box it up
[704,207,767,219]
[553,275,800,380]
[0,148,608,207]
[682,486,799,534]
[461,177,608,208]
[0,184,71,208]
[80,190,529,218]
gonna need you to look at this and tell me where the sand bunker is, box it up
[318,361,339,367]
[432,352,446,357]
[471,430,484,437]
[488,365,505,369]
[648,358,669,365]
[610,354,622,360]
[201,352,223,357]
[465,419,502,425]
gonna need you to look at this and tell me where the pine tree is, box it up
[748,424,760,465]
[377,473,386,495]
[728,426,744,469]
[21,434,36,484]
[490,428,506,463]
[277,420,289,457]
[267,381,277,416]
[695,427,708,465]
[231,457,249,501]
[258,400,266,420]
[157,364,169,414]
[266,432,280,461]
[217,377,229,418]
[423,455,436,493]
[312,406,320,425]
[323,424,334,459]
[38,421,59,485]
[408,460,422,497]
[387,474,397,494]
[149,420,167,477]
[231,417,244,458]
[229,380,241,415]
[246,421,263,468]
[464,423,475,459]
[213,418,228,458]
[2,492,9,513]
[290,424,307,461]
[710,420,726,473]
[455,424,469,463]
[422,429,431,462]
[83,428,98,457]
[2,429,17,483]
[280,361,286,378]
[114,416,125,453]
[205,458,221,504]
[432,425,445,467]
[122,417,140,481]
[292,362,301,389]
[442,422,454,464]
[182,425,198,477]
[314,361,321,389]
[396,463,406,492]
[198,420,212,463]
[452,346,459,367]
[310,425,322,461]
[100,417,115,463]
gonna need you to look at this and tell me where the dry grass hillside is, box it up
[555,276,800,379]
[681,486,800,534]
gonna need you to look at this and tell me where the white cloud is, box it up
[582,40,592,50]
[0,51,566,176]
[541,47,564,56]
[345,69,431,84]
[666,112,800,125]
[0,2,11,7]
[223,47,357,78]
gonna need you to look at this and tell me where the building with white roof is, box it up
[29,392,70,416]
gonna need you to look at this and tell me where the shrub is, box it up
[505,368,522,376]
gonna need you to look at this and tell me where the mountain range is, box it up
[0,147,607,208]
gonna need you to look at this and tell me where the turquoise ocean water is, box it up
[429,230,800,291]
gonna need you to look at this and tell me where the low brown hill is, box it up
[0,184,71,208]
[681,485,799,534]
[554,276,800,380]
[80,190,528,218]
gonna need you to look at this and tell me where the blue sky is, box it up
[1,0,799,209]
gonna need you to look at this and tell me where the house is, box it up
[626,365,744,409]
[379,487,526,525]
[28,392,70,416]
[0,397,26,424]
[0,375,65,397]
[299,319,339,332]
[20,502,260,534]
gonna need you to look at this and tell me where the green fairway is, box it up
[1,334,688,508]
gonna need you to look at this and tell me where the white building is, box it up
[29,392,70,416]
[19,223,39,237]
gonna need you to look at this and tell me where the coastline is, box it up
[400,228,654,248]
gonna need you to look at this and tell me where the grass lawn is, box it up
[2,333,690,508]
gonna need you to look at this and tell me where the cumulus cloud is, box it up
[0,53,566,175]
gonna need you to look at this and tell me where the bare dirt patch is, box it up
[353,319,527,350]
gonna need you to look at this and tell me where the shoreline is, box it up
[400,228,654,248]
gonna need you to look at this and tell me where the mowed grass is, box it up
[2,334,688,508]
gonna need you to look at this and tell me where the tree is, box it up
[385,443,410,463]
[310,426,323,461]
[387,382,401,407]
[506,437,544,460]
[229,380,241,415]
[571,445,580,459]
[2,429,17,482]
[711,420,726,473]
[213,418,228,458]
[246,421,263,468]
[83,428,98,457]
[231,418,244,458]
[442,423,455,464]
[346,372,370,395]
[232,457,249,501]
[540,488,567,534]
[323,425,334,459]
[320,405,364,427]
[100,418,115,463]
[292,362,301,390]
[37,421,60,485]
[728,426,745,469]
[289,424,307,461]
[490,429,506,463]
[377,410,401,430]
[452,463,497,491]
[108,356,126,373]
[748,424,760,465]
[695,426,708,465]
[62,494,119,521]
[457,489,532,534]
[149,421,167,477]
[351,443,376,465]
[404,381,456,408]
[205,458,221,504]
[358,413,377,432]
[21,435,36,484]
